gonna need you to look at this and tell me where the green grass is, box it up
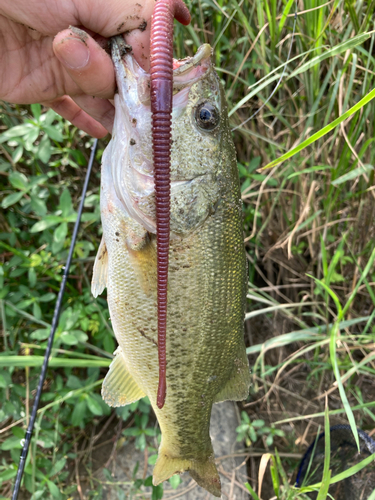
[1,0,375,498]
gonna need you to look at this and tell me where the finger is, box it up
[125,21,151,71]
[45,96,109,138]
[77,0,155,39]
[0,0,155,39]
[53,28,115,99]
[72,94,115,133]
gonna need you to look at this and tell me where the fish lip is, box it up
[111,37,212,93]
[172,44,213,89]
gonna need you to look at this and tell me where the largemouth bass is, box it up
[92,37,250,497]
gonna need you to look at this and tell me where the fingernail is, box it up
[56,37,90,70]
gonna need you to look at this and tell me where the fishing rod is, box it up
[11,139,98,500]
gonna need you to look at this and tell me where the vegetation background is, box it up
[1,0,375,498]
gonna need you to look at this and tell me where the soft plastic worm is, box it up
[150,0,190,409]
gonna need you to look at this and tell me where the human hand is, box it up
[0,0,154,137]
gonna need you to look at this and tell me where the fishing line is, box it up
[232,9,298,132]
[11,138,98,500]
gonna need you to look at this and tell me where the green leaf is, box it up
[0,286,10,300]
[169,475,182,489]
[12,427,24,438]
[59,309,80,331]
[30,328,50,340]
[123,428,141,437]
[39,293,56,303]
[12,145,23,164]
[144,428,157,437]
[43,108,58,125]
[9,171,29,191]
[137,434,146,451]
[265,434,274,446]
[43,125,63,142]
[30,196,47,217]
[1,191,24,208]
[28,267,37,287]
[30,216,62,233]
[31,104,41,120]
[49,457,66,477]
[144,476,153,487]
[1,435,23,450]
[0,468,17,482]
[152,484,163,500]
[54,222,68,244]
[30,490,45,500]
[24,127,40,150]
[47,480,61,498]
[59,189,73,218]
[148,454,158,465]
[69,148,86,166]
[38,136,51,164]
[103,334,115,354]
[140,412,149,429]
[60,333,78,346]
[0,124,33,143]
[67,375,84,389]
[71,400,86,426]
[33,301,42,320]
[86,395,103,416]
[70,330,88,343]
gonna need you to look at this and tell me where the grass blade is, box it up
[0,355,111,368]
[244,482,260,500]
[288,32,371,79]
[316,404,331,500]
[262,86,375,170]
[304,452,375,492]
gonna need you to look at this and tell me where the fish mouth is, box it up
[172,44,212,90]
[112,38,212,104]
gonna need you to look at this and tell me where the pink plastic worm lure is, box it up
[150,0,191,409]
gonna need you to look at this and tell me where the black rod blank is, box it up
[11,139,98,500]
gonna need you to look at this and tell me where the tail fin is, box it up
[153,449,221,497]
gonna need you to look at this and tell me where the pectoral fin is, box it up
[127,233,157,298]
[102,347,146,407]
[213,344,251,403]
[92,237,108,298]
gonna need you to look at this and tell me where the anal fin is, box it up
[213,343,251,403]
[92,237,108,298]
[102,347,146,407]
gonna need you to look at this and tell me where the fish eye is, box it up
[195,102,220,131]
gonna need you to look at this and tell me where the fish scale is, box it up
[92,39,250,497]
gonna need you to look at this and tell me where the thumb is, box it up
[53,27,115,99]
